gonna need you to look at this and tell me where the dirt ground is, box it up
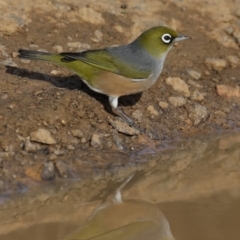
[0,0,240,195]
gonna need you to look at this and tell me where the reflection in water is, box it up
[1,132,240,239]
[65,174,175,240]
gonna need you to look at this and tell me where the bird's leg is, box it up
[109,96,134,126]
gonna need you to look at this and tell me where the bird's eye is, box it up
[161,33,172,44]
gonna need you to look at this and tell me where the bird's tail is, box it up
[18,49,63,64]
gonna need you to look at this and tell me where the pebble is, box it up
[188,104,208,125]
[159,101,169,109]
[0,58,18,67]
[11,52,18,58]
[67,42,91,50]
[91,134,102,148]
[24,137,41,153]
[168,96,186,107]
[20,59,31,64]
[41,162,55,181]
[50,69,64,76]
[29,44,39,49]
[30,128,56,145]
[79,7,105,24]
[188,79,203,89]
[91,30,103,42]
[204,58,227,72]
[165,77,190,97]
[112,130,124,150]
[226,55,239,68]
[216,84,240,98]
[52,45,63,53]
[71,129,84,138]
[55,161,68,178]
[190,90,205,101]
[131,109,143,122]
[147,105,159,117]
[108,118,140,136]
[186,69,201,80]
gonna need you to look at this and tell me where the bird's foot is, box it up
[112,107,143,132]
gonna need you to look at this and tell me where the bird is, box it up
[18,26,190,126]
[64,174,176,240]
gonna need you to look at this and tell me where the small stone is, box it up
[30,129,56,145]
[79,7,105,24]
[67,42,91,51]
[235,9,240,18]
[108,118,140,136]
[52,45,63,53]
[226,55,239,68]
[29,44,39,49]
[159,101,169,109]
[216,84,240,98]
[165,77,190,97]
[132,109,143,122]
[20,59,31,64]
[11,52,18,58]
[41,162,55,181]
[94,30,103,41]
[0,58,18,67]
[53,149,65,156]
[67,144,75,150]
[168,96,186,107]
[71,129,84,138]
[67,42,82,48]
[24,137,41,153]
[188,104,208,125]
[188,79,203,89]
[147,105,159,117]
[204,58,227,72]
[186,69,201,80]
[91,134,102,148]
[50,69,64,76]
[225,27,234,35]
[190,90,205,101]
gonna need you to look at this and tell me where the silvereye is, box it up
[64,174,175,240]
[18,26,190,125]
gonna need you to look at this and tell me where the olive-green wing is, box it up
[60,50,150,79]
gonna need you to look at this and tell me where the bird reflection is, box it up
[65,174,175,240]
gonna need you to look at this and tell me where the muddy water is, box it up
[1,132,240,240]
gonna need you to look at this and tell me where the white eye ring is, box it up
[162,33,172,44]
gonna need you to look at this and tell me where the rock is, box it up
[0,58,18,67]
[71,129,84,138]
[147,105,159,117]
[165,77,190,97]
[216,84,240,98]
[204,58,227,72]
[188,104,208,125]
[30,129,56,145]
[188,79,203,89]
[24,137,41,153]
[79,7,105,24]
[168,96,186,107]
[67,42,91,50]
[52,45,63,53]
[41,162,55,181]
[235,9,240,18]
[91,134,102,148]
[108,118,140,136]
[55,160,72,178]
[190,90,205,101]
[20,59,31,64]
[50,69,64,76]
[94,30,103,41]
[29,44,39,49]
[159,101,169,109]
[132,109,143,122]
[186,69,201,80]
[226,55,239,68]
[112,130,124,150]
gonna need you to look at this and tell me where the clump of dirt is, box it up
[0,0,240,195]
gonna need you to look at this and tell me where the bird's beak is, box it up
[174,35,192,42]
